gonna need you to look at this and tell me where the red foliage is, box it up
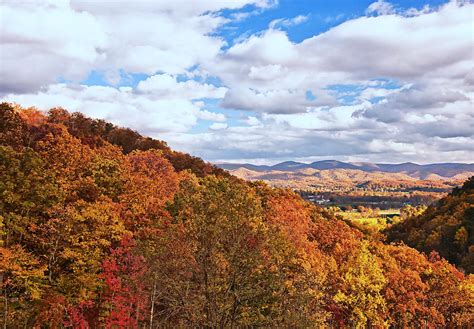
[34,294,67,329]
[64,301,94,329]
[101,235,149,328]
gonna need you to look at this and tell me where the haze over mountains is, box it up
[217,160,474,180]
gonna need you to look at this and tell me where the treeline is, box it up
[1,103,472,327]
[388,176,474,274]
[15,104,229,178]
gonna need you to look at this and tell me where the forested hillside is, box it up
[388,176,474,273]
[1,103,472,328]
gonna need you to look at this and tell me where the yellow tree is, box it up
[334,240,388,328]
[0,245,46,327]
[168,175,278,327]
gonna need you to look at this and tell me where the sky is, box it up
[1,0,473,165]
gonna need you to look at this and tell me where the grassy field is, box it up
[332,208,402,233]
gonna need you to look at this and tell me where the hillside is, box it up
[387,176,474,273]
[1,103,472,327]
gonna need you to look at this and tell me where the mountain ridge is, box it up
[217,160,474,179]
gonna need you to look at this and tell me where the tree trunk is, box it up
[149,281,157,329]
[3,288,8,329]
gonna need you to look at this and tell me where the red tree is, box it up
[101,235,149,328]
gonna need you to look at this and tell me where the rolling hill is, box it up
[219,161,474,207]
[218,161,474,191]
[218,160,474,180]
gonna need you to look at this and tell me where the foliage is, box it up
[388,176,474,273]
[0,103,472,327]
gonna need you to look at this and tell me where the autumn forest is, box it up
[0,103,472,328]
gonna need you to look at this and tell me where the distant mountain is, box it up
[218,163,271,171]
[217,160,474,179]
[308,160,360,170]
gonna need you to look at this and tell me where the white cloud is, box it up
[357,85,408,101]
[196,110,227,122]
[269,15,309,29]
[266,104,369,130]
[248,64,287,81]
[70,0,274,16]
[1,0,473,163]
[242,116,261,126]
[209,123,228,131]
[208,1,471,98]
[0,0,267,93]
[136,74,227,100]
[221,87,320,114]
[367,1,436,17]
[366,0,396,16]
[0,0,107,93]
[368,139,417,153]
[3,83,225,135]
[358,85,471,123]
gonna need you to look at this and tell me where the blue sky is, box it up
[216,0,447,44]
[1,0,473,164]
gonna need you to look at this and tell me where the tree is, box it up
[0,103,29,149]
[101,235,148,328]
[121,150,179,233]
[387,176,474,273]
[333,241,388,328]
[261,189,330,326]
[379,244,443,327]
[38,200,127,302]
[424,253,473,326]
[0,245,46,327]
[0,146,60,249]
[1,104,472,327]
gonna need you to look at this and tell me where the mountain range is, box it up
[217,160,474,180]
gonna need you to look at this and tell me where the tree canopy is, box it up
[1,103,472,327]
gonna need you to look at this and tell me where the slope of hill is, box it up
[387,176,474,273]
[1,103,472,327]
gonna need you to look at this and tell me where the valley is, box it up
[219,160,473,209]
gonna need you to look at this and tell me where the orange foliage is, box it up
[0,103,472,327]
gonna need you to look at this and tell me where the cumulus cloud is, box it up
[204,1,472,121]
[0,0,267,93]
[242,116,262,126]
[366,0,396,16]
[221,87,323,114]
[367,0,435,17]
[357,85,471,123]
[136,74,227,100]
[0,0,107,93]
[3,83,226,135]
[195,110,227,122]
[1,0,473,163]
